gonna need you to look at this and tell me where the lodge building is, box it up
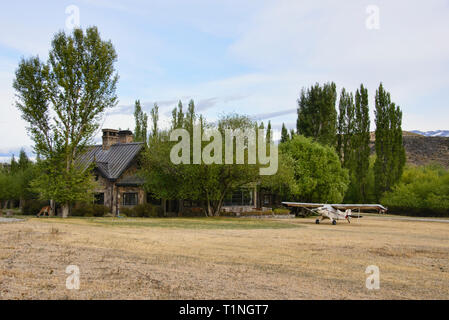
[78,129,277,216]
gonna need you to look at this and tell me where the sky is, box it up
[1,0,448,162]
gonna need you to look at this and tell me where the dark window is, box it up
[224,189,254,206]
[183,200,192,207]
[123,193,138,206]
[167,200,179,213]
[94,193,105,205]
[263,194,271,205]
[147,193,162,206]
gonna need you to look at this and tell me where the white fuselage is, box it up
[317,205,351,222]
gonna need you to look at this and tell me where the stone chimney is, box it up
[118,130,134,144]
[102,129,119,150]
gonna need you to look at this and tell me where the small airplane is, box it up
[282,202,388,225]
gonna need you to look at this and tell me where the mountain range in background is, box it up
[410,130,449,137]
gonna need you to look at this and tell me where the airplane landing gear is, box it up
[315,219,320,224]
[332,220,337,225]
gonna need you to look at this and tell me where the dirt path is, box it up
[0,217,25,223]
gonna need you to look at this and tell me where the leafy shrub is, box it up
[181,207,205,217]
[382,165,449,217]
[273,208,291,215]
[276,135,349,203]
[72,203,110,217]
[120,203,164,217]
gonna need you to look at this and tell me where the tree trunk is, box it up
[50,199,55,217]
[19,198,25,211]
[62,202,70,218]
[3,200,9,210]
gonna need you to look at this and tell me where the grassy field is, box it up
[0,216,448,300]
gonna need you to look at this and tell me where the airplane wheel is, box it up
[332,220,337,225]
[315,219,320,224]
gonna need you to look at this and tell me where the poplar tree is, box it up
[296,82,337,146]
[374,83,406,200]
[150,103,159,140]
[336,88,355,167]
[133,100,148,143]
[266,121,272,143]
[134,100,142,141]
[353,84,371,202]
[177,100,184,129]
[280,123,289,143]
[185,99,196,133]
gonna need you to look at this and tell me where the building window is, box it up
[147,193,162,206]
[263,194,271,206]
[94,193,105,205]
[224,189,254,206]
[183,200,192,208]
[123,193,138,206]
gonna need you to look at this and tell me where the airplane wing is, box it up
[282,202,387,213]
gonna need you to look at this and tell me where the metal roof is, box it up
[77,142,144,181]
[116,175,146,187]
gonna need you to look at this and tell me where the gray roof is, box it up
[116,175,146,187]
[77,142,144,181]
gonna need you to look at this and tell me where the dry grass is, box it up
[0,216,448,300]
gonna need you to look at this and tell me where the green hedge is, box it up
[382,165,449,217]
[181,207,206,217]
[72,203,110,217]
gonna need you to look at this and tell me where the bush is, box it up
[22,200,49,215]
[72,203,110,217]
[120,203,164,217]
[181,207,205,217]
[273,208,291,215]
[382,165,449,217]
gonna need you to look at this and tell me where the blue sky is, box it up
[1,0,449,161]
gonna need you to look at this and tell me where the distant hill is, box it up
[369,132,449,168]
[411,130,449,137]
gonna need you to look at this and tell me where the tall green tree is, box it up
[13,26,119,217]
[18,149,31,171]
[374,83,406,200]
[149,103,159,140]
[336,88,355,167]
[352,84,371,202]
[133,100,148,143]
[297,82,338,146]
[266,120,272,143]
[171,100,185,129]
[184,99,196,133]
[280,123,289,143]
